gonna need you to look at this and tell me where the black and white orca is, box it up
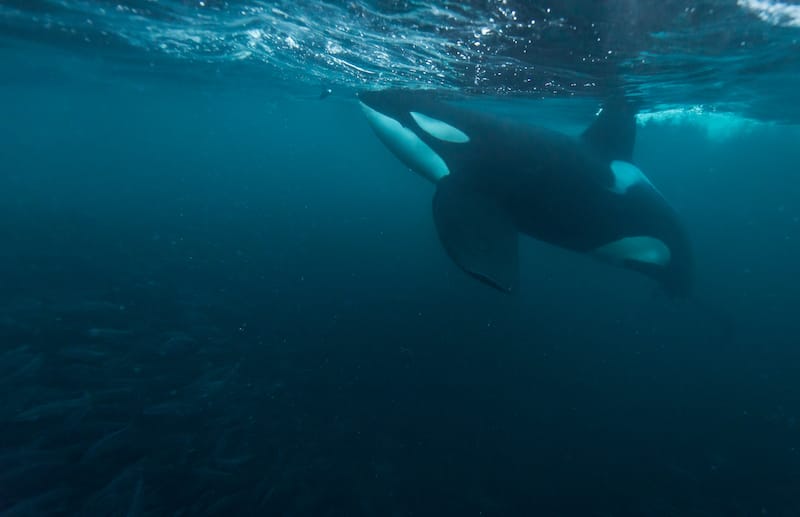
[358,89,693,296]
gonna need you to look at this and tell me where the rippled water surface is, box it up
[3,0,800,119]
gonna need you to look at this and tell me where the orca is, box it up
[358,89,693,296]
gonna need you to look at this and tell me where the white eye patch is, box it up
[410,112,470,143]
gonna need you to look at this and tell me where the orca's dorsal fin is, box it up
[581,97,637,163]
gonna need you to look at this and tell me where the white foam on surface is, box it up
[636,106,770,142]
[738,0,800,27]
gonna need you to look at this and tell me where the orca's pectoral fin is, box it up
[581,97,638,163]
[432,177,519,293]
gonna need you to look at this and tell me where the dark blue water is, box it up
[2,1,800,515]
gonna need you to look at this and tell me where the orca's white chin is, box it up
[359,101,449,182]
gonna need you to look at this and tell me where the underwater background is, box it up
[1,1,800,515]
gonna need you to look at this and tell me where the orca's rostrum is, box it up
[358,90,693,296]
